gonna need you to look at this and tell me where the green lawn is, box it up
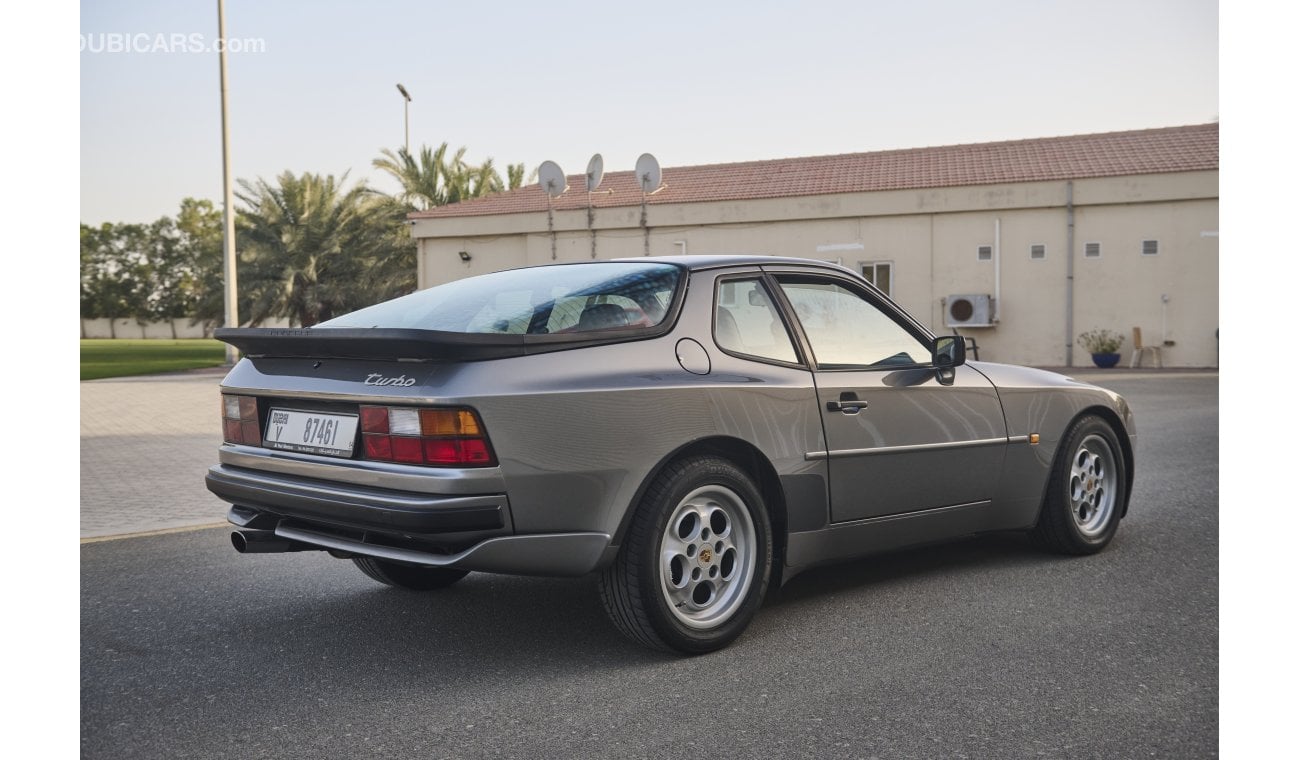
[80,339,228,381]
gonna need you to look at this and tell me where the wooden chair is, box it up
[1130,327,1163,368]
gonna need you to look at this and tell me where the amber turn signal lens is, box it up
[419,409,481,436]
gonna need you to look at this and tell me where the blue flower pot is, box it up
[1091,352,1121,368]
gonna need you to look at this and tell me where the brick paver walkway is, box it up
[80,369,229,538]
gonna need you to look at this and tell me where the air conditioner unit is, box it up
[945,294,994,328]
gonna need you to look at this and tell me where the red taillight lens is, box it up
[360,406,389,434]
[423,438,492,465]
[221,394,259,445]
[359,406,495,467]
[363,433,392,459]
[390,435,425,464]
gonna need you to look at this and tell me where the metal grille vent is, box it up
[1142,240,1159,256]
[977,245,992,261]
[1030,244,1046,260]
[945,294,993,327]
[1085,242,1101,258]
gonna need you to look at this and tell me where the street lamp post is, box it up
[396,83,411,153]
[217,0,238,364]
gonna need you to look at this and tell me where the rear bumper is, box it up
[271,523,612,576]
[206,464,508,534]
[207,464,614,576]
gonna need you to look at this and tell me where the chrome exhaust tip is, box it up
[231,529,313,554]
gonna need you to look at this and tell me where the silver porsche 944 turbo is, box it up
[207,256,1135,654]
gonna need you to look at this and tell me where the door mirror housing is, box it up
[932,336,967,368]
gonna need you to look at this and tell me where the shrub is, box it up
[1077,329,1125,354]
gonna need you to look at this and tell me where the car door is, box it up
[768,270,1008,523]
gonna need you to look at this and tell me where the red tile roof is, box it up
[410,123,1218,220]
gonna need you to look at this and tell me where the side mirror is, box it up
[932,335,966,368]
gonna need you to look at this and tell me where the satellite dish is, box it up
[635,153,662,193]
[586,154,604,192]
[538,160,568,198]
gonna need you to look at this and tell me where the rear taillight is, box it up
[359,406,496,467]
[221,394,260,445]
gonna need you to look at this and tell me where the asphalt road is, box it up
[81,374,1217,759]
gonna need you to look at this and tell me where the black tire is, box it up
[1032,414,1127,555]
[598,455,772,655]
[352,557,469,591]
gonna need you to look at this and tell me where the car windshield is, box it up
[317,262,682,335]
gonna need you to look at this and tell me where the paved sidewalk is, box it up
[80,369,230,538]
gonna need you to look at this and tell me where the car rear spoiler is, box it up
[213,327,647,362]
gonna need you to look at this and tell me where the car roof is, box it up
[613,254,859,275]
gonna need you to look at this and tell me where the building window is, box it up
[1142,240,1159,256]
[1030,244,1046,260]
[861,261,893,297]
[1084,242,1102,258]
[977,245,992,262]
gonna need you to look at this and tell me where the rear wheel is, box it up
[599,456,772,654]
[1032,415,1126,554]
[352,557,469,590]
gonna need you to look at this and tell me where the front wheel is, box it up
[598,456,772,654]
[1032,415,1127,554]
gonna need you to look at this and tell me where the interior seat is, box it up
[577,303,630,331]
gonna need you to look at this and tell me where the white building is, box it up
[410,123,1218,367]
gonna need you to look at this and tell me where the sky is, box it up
[79,0,1218,225]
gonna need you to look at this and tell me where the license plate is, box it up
[263,408,359,457]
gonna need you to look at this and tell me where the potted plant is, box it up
[1077,329,1125,368]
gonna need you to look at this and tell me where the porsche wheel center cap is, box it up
[699,548,713,564]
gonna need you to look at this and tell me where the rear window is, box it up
[318,263,682,335]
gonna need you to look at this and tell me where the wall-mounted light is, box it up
[458,251,472,263]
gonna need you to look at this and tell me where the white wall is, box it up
[80,317,292,339]
[413,173,1219,367]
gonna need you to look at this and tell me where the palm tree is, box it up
[373,143,527,210]
[373,143,451,210]
[506,162,528,190]
[235,171,414,327]
[468,157,504,197]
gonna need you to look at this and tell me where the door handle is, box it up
[826,393,866,414]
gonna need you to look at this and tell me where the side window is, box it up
[775,276,928,368]
[714,279,798,364]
